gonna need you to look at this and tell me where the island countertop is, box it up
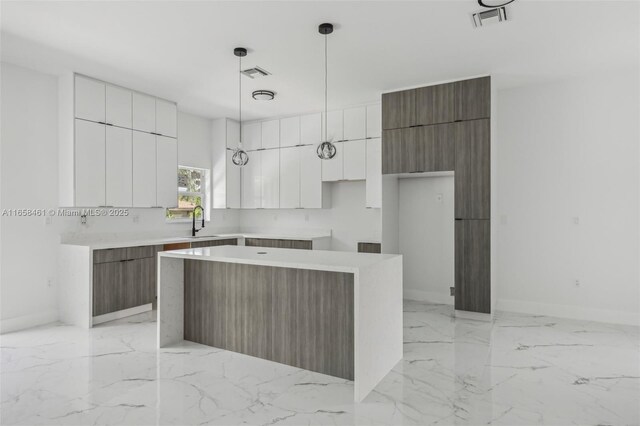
[159,245,400,274]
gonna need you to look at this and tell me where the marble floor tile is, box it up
[1,302,638,425]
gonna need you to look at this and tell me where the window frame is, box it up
[166,165,211,223]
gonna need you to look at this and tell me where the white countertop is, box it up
[159,245,400,273]
[61,231,331,250]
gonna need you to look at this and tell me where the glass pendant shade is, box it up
[317,141,337,160]
[231,147,249,166]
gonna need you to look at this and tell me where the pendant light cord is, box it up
[239,54,242,146]
[324,33,328,143]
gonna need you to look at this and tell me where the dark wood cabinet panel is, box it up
[93,261,125,316]
[382,89,416,130]
[183,261,354,380]
[454,119,490,219]
[124,257,155,309]
[244,238,312,250]
[93,247,128,264]
[358,242,382,253]
[455,220,490,313]
[416,123,455,172]
[416,83,455,126]
[382,127,422,174]
[454,77,491,121]
[189,238,238,248]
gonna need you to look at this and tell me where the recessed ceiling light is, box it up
[252,90,275,101]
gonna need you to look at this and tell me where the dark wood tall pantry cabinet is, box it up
[381,76,491,314]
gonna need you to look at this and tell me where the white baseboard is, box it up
[0,309,59,334]
[403,288,453,306]
[92,304,153,326]
[496,298,640,326]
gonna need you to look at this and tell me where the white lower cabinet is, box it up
[279,147,300,208]
[366,138,382,208]
[105,126,132,207]
[343,139,366,180]
[261,149,280,208]
[300,145,323,208]
[132,131,157,207]
[322,142,344,181]
[241,151,262,209]
[75,119,106,206]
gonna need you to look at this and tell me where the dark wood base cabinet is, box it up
[358,242,382,253]
[92,246,160,316]
[189,238,238,249]
[245,238,312,250]
[184,260,354,380]
[454,220,490,314]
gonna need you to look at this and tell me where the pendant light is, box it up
[316,23,337,160]
[232,47,249,167]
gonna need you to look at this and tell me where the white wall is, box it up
[399,176,454,305]
[496,68,640,325]
[240,181,381,252]
[1,62,60,332]
[0,62,240,332]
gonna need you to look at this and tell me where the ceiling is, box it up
[1,1,638,121]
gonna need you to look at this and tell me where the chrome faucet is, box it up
[191,205,205,237]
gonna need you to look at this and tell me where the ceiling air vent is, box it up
[241,66,271,79]
[472,6,508,27]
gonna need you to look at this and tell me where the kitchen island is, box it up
[157,245,403,402]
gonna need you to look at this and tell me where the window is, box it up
[166,166,210,221]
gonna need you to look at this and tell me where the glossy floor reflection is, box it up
[2,301,638,425]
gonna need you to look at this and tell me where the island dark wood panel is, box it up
[183,260,354,380]
[244,238,312,250]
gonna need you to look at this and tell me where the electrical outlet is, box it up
[573,217,580,225]
[437,193,443,202]
[450,286,455,296]
[132,215,140,223]
[80,214,87,225]
[45,216,53,225]
[575,279,580,287]
[47,278,54,288]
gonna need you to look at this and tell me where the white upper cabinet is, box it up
[261,120,280,149]
[300,113,322,145]
[132,93,156,134]
[300,144,323,208]
[343,106,366,141]
[279,147,300,208]
[156,135,178,207]
[366,104,382,138]
[322,142,343,182]
[75,76,105,123]
[132,131,157,207]
[366,138,382,208]
[325,110,344,142]
[156,99,177,138]
[242,122,261,151]
[105,126,132,207]
[343,139,366,180]
[75,119,106,206]
[261,149,280,208]
[241,150,262,209]
[227,119,240,149]
[280,116,300,147]
[105,85,132,128]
